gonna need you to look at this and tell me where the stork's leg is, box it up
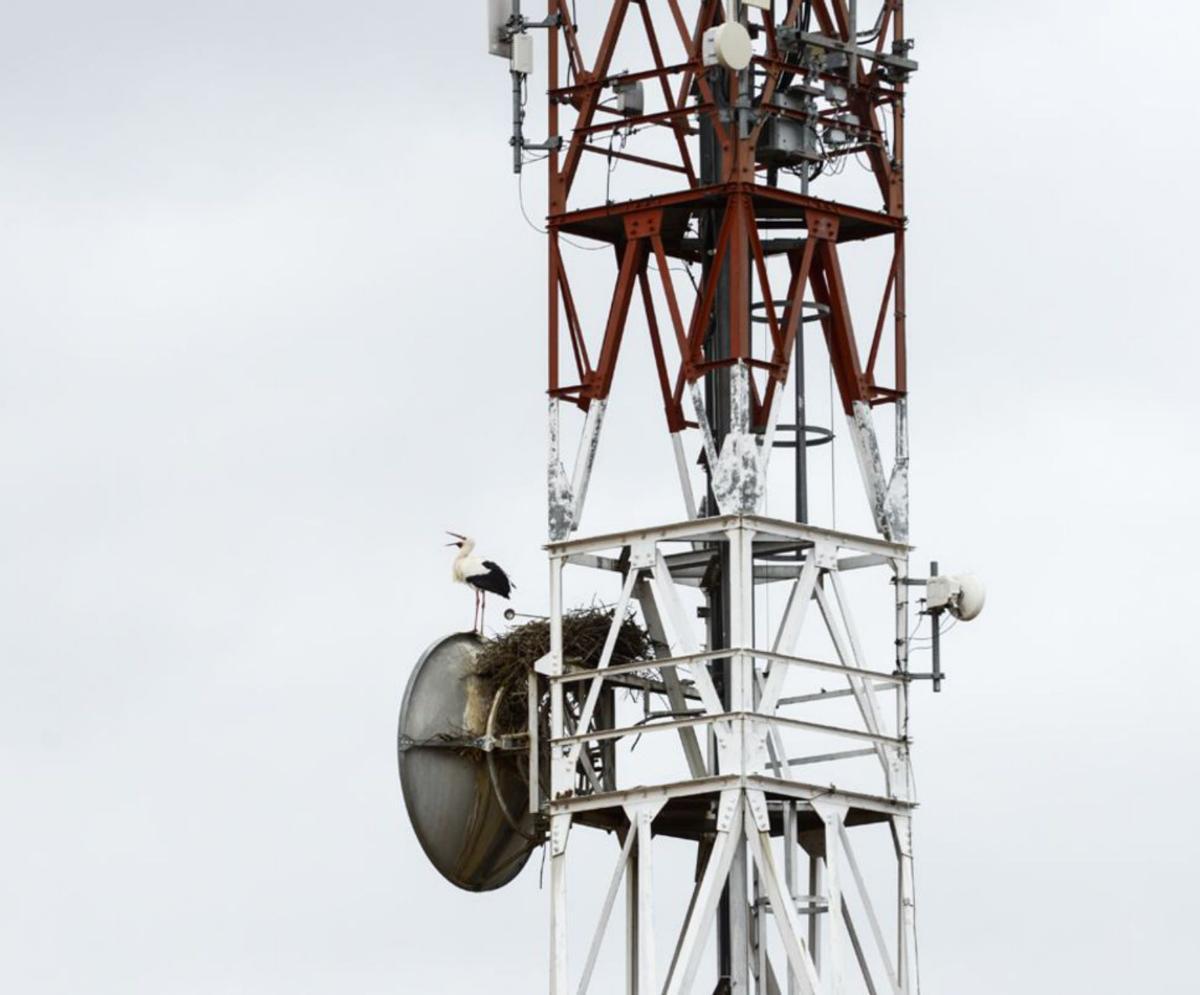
[481,592,487,634]
[473,589,481,634]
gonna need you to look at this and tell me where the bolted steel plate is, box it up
[397,631,536,892]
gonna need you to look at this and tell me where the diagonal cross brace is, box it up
[565,566,642,774]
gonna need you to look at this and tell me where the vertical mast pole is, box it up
[703,2,754,988]
[547,0,560,399]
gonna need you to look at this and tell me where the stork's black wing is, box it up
[469,561,512,599]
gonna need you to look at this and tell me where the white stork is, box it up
[446,532,513,633]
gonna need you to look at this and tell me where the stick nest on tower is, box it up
[474,605,654,737]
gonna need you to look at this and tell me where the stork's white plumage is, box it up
[446,532,512,633]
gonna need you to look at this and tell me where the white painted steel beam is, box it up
[630,801,664,995]
[635,579,708,779]
[549,710,904,751]
[745,802,823,995]
[893,814,918,995]
[566,567,641,773]
[670,432,698,520]
[550,647,901,688]
[815,803,847,995]
[570,399,607,531]
[547,773,916,819]
[784,802,800,995]
[551,648,720,684]
[545,513,909,559]
[842,903,880,995]
[779,683,897,707]
[662,793,742,995]
[647,552,726,724]
[576,829,636,995]
[815,581,893,791]
[838,820,900,995]
[539,516,918,995]
[760,558,821,716]
[550,816,570,995]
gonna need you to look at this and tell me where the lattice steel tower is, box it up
[477,3,977,993]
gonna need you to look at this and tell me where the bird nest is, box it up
[474,605,655,738]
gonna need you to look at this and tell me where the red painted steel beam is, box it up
[636,0,697,185]
[549,61,693,100]
[639,270,686,431]
[544,0,910,432]
[550,184,902,237]
[588,237,647,401]
[581,144,691,175]
[560,0,633,198]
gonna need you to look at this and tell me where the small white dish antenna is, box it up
[702,23,753,71]
[927,574,986,622]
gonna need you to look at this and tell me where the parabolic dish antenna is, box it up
[397,631,538,891]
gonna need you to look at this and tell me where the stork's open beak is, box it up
[445,530,466,547]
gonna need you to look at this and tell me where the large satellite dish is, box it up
[397,632,540,891]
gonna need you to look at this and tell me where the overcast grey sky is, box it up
[2,2,1198,993]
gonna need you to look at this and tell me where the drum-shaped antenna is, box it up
[397,632,537,891]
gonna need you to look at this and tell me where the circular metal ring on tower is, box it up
[750,300,830,325]
[397,632,539,892]
[772,424,835,449]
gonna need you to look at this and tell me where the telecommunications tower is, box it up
[398,3,984,994]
